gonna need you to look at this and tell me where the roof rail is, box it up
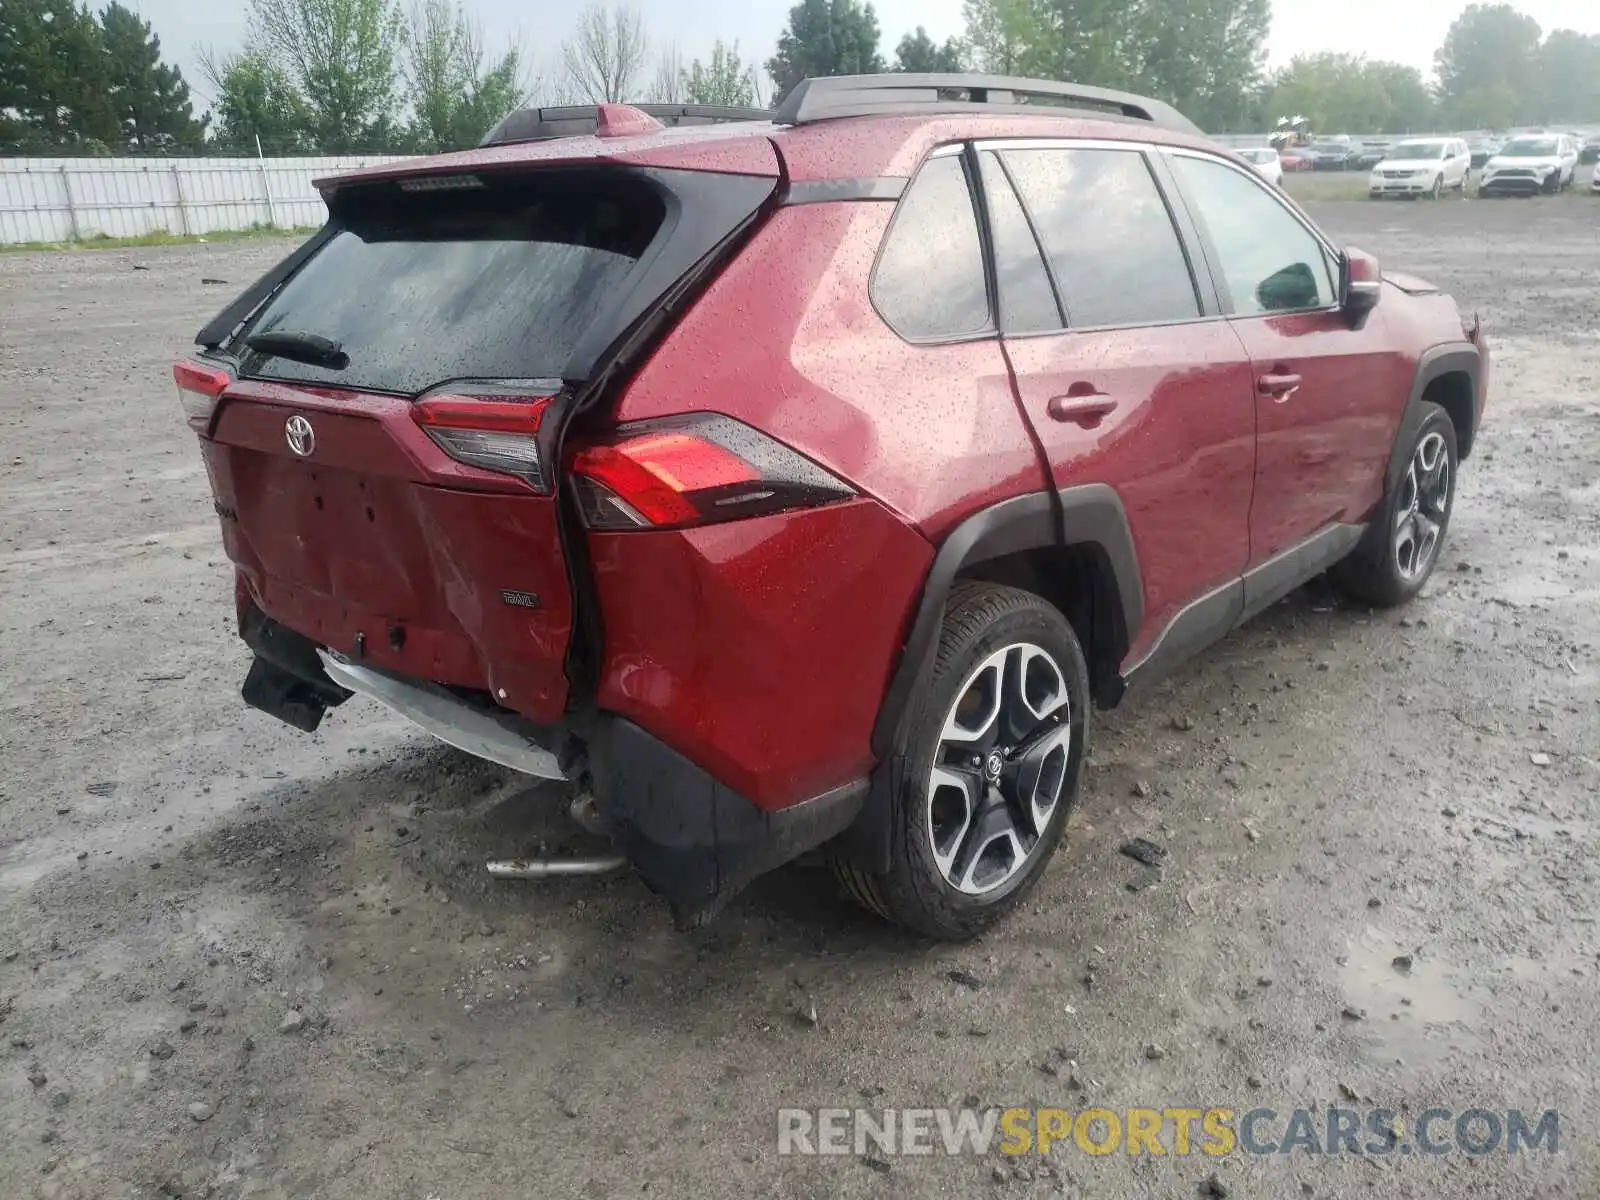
[772,74,1203,138]
[480,103,775,147]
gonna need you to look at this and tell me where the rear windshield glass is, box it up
[238,172,665,394]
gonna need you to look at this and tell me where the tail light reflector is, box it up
[413,386,558,491]
[570,414,854,530]
[173,360,231,428]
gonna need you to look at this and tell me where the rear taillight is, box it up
[413,386,558,491]
[570,414,854,530]
[173,360,230,429]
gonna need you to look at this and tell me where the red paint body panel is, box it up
[1230,306,1414,562]
[590,498,932,810]
[1002,324,1258,664]
[611,203,1044,541]
[205,383,573,721]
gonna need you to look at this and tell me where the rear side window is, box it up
[872,154,991,341]
[1000,148,1201,329]
[238,173,665,394]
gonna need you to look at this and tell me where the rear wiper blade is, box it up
[243,329,349,369]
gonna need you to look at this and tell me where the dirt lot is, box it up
[2,193,1598,1200]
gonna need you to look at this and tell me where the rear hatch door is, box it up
[200,154,778,721]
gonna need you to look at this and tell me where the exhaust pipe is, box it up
[486,855,627,878]
[484,794,624,878]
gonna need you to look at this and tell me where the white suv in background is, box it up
[1235,146,1283,186]
[1368,138,1471,199]
[1480,134,1580,196]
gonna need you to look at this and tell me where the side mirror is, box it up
[1341,246,1382,322]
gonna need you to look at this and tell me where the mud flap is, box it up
[241,655,341,732]
[238,607,351,732]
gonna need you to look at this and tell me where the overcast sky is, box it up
[140,0,1600,109]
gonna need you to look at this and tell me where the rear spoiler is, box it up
[480,103,774,147]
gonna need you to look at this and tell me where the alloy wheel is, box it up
[927,642,1072,896]
[1394,431,1451,580]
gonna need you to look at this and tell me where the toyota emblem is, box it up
[285,414,315,457]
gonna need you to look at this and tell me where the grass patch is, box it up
[1281,172,1373,202]
[1,225,317,253]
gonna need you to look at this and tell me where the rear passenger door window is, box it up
[872,153,992,341]
[1168,152,1336,316]
[977,150,1064,334]
[998,147,1201,329]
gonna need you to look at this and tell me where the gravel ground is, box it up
[1,194,1598,1200]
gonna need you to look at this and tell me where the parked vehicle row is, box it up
[1478,134,1580,196]
[1221,126,1598,201]
[1235,146,1283,186]
[1368,138,1471,199]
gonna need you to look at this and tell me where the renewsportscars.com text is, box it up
[777,1106,1560,1158]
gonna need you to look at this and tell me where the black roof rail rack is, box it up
[480,103,775,147]
[772,73,1203,137]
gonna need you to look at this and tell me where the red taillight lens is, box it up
[413,388,557,491]
[570,414,854,530]
[173,360,230,428]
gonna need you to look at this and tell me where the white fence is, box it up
[0,155,417,245]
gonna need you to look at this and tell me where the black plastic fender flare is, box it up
[837,486,1142,874]
[1383,342,1483,492]
[868,485,1143,760]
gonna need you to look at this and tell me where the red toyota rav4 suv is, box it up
[177,76,1489,939]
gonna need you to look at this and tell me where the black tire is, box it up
[1429,175,1443,200]
[1333,401,1459,607]
[832,582,1089,940]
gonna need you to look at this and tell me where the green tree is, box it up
[1435,3,1541,127]
[1364,61,1435,133]
[767,0,884,103]
[958,0,1268,130]
[682,40,758,106]
[246,0,404,151]
[1265,53,1434,135]
[206,51,314,153]
[0,0,118,150]
[1537,29,1600,124]
[960,0,1035,74]
[98,2,207,150]
[403,0,522,151]
[893,26,966,72]
[1134,0,1271,132]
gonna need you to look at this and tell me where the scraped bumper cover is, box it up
[239,608,865,924]
[317,649,565,780]
[587,717,866,926]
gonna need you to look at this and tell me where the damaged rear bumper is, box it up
[238,609,865,922]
